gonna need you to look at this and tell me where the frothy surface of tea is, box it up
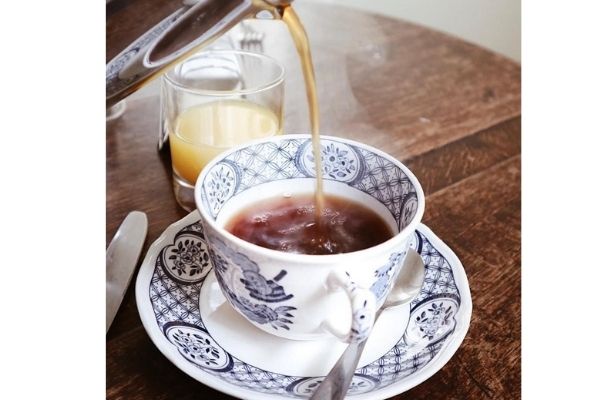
[225,194,393,255]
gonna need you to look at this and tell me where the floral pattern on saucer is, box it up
[159,234,212,284]
[165,321,233,372]
[404,298,459,346]
[145,217,464,398]
[287,374,378,396]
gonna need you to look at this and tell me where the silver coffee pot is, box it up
[106,0,292,108]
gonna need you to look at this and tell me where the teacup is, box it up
[195,134,424,343]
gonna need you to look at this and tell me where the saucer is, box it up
[136,211,472,399]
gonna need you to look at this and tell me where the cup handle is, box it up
[321,270,377,343]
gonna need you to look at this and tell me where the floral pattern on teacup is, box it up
[200,137,419,231]
[204,161,239,218]
[207,236,297,331]
[297,140,364,183]
[399,192,419,231]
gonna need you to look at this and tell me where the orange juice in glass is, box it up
[162,50,284,211]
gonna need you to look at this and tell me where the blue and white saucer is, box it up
[136,212,472,399]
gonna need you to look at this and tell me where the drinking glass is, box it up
[161,50,285,211]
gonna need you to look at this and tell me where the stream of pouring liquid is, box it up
[281,6,325,217]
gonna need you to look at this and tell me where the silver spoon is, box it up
[309,248,425,400]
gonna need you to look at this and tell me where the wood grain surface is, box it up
[106,1,521,399]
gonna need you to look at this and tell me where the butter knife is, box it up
[106,211,148,333]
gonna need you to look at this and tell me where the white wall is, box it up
[316,0,521,62]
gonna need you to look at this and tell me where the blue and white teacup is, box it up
[195,134,424,343]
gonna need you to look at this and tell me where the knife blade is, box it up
[106,211,148,333]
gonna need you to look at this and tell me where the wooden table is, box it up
[107,1,521,398]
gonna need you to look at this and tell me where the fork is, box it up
[237,21,265,52]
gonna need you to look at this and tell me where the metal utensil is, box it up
[238,21,265,52]
[309,249,425,400]
[106,211,148,333]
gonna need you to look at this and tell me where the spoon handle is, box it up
[309,308,383,400]
[309,341,365,400]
